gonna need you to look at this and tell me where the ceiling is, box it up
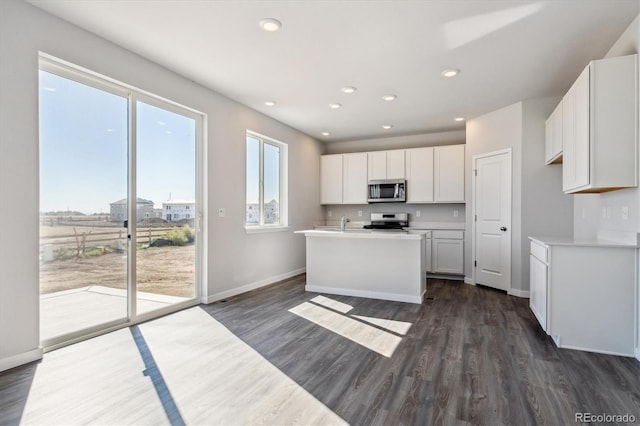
[28,0,639,143]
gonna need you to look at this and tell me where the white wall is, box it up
[322,204,466,227]
[465,99,573,293]
[323,130,465,154]
[0,0,324,370]
[572,12,640,358]
[465,103,523,287]
[521,98,574,293]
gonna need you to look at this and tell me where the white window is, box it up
[245,131,288,231]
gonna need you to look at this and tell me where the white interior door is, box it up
[474,150,511,291]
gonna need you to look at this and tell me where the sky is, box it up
[39,70,196,214]
[246,135,280,205]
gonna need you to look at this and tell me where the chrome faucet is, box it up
[340,216,350,232]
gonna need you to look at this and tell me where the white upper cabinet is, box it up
[545,101,563,164]
[367,150,405,180]
[386,150,406,179]
[342,153,368,204]
[320,154,343,205]
[434,144,465,202]
[405,147,434,203]
[562,54,638,193]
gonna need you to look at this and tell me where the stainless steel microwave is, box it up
[368,179,406,203]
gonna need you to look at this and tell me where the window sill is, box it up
[244,225,291,234]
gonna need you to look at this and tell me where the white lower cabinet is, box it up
[528,238,636,356]
[431,230,464,274]
[529,242,548,331]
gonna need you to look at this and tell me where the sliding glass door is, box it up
[39,57,202,347]
[39,68,130,343]
[135,99,197,316]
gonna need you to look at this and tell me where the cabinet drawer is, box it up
[530,241,548,263]
[432,230,463,240]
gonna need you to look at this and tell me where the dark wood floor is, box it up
[1,275,639,425]
[202,275,640,425]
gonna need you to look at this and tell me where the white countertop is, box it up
[315,221,465,231]
[296,229,424,240]
[529,235,639,248]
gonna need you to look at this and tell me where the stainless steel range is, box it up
[363,212,409,232]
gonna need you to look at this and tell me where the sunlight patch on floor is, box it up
[289,302,402,358]
[18,307,346,425]
[309,295,353,313]
[351,315,412,336]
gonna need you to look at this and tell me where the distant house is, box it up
[163,200,195,222]
[109,198,154,222]
[246,200,279,224]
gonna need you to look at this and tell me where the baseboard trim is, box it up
[0,347,43,372]
[305,284,423,305]
[464,276,475,285]
[202,268,306,304]
[508,288,530,298]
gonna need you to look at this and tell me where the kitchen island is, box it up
[295,230,426,304]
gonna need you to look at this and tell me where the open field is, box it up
[40,244,196,298]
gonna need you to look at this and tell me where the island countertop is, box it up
[295,229,424,240]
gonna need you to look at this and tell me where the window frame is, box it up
[245,130,289,233]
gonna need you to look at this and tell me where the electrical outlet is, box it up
[328,210,332,217]
[453,210,459,217]
[416,211,421,218]
[218,208,225,218]
[358,210,363,217]
[621,206,629,220]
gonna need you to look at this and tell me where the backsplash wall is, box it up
[320,203,466,226]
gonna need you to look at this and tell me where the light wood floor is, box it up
[1,275,639,425]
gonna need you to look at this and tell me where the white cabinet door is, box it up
[405,147,434,203]
[367,151,387,180]
[573,65,590,189]
[320,155,342,205]
[425,237,432,273]
[368,150,405,179]
[434,145,465,202]
[561,54,637,193]
[562,81,576,192]
[529,252,548,332]
[387,150,405,179]
[545,101,563,164]
[432,237,463,274]
[342,153,368,204]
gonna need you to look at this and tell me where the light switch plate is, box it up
[453,210,459,217]
[621,206,629,220]
[416,211,421,218]
[328,210,332,217]
[358,210,363,217]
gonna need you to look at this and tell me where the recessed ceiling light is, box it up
[382,124,393,130]
[265,101,276,107]
[382,94,397,101]
[259,18,282,32]
[328,103,342,109]
[454,117,465,121]
[441,69,460,78]
[321,132,330,136]
[341,86,356,94]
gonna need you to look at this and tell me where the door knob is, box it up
[500,226,507,232]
